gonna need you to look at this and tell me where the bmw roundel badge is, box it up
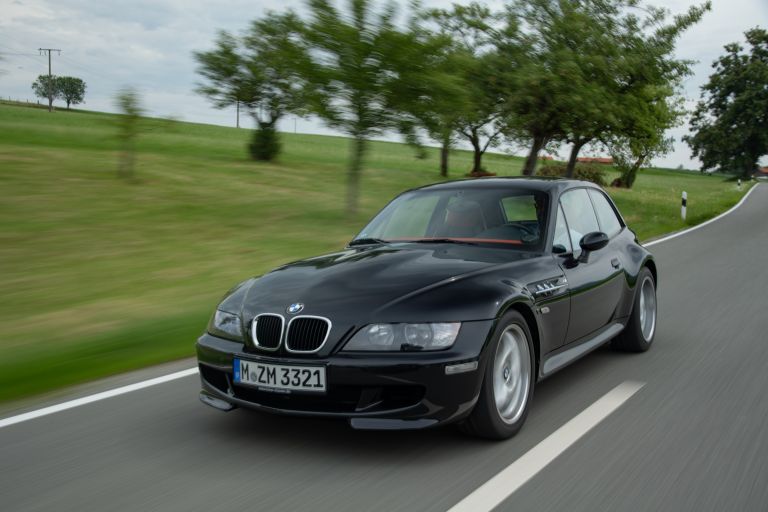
[287,303,304,314]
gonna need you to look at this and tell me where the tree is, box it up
[609,2,710,187]
[56,76,86,109]
[426,3,507,176]
[393,18,468,177]
[505,0,633,177]
[194,12,306,161]
[31,75,58,107]
[504,0,708,179]
[299,0,441,213]
[115,88,143,180]
[685,27,768,178]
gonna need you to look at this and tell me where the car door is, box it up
[557,188,625,343]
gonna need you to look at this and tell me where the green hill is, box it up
[0,102,746,401]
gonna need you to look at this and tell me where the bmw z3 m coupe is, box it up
[196,177,657,439]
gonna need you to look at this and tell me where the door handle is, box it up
[611,258,621,269]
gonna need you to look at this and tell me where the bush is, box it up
[248,126,281,161]
[535,163,606,186]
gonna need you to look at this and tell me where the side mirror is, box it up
[579,231,609,252]
[578,231,608,263]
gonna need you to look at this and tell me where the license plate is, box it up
[233,358,326,393]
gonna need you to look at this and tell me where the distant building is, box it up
[755,167,768,180]
[540,155,554,161]
[576,157,614,165]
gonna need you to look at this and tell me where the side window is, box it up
[553,204,573,253]
[560,189,600,256]
[588,189,622,237]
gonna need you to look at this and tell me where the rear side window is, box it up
[588,189,622,237]
[501,196,537,223]
[560,188,600,256]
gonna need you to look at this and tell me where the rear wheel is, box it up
[460,310,535,440]
[612,267,656,352]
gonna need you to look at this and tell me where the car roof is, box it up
[410,176,601,195]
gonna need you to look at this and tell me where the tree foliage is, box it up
[685,27,768,178]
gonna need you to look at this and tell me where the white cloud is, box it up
[0,0,765,168]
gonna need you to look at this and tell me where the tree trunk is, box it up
[66,99,71,109]
[439,134,450,177]
[522,135,546,176]
[617,156,644,188]
[470,129,483,173]
[346,136,367,216]
[565,138,588,178]
[118,140,135,180]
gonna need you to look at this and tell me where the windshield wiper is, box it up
[348,237,389,246]
[406,238,478,245]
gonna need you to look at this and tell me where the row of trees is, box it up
[195,0,709,213]
[31,75,87,109]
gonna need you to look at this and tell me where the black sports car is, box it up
[197,177,657,439]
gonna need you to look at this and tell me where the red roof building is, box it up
[576,157,614,165]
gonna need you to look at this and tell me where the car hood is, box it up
[240,243,538,324]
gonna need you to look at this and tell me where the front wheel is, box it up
[460,310,535,440]
[612,267,657,352]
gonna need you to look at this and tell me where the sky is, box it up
[1,0,766,169]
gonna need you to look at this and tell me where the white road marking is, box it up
[447,381,645,512]
[0,184,758,428]
[0,368,198,429]
[645,182,760,247]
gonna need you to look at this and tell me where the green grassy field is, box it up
[0,102,747,402]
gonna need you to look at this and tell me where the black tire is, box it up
[612,267,656,352]
[460,310,536,440]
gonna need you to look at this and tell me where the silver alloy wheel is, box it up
[638,276,657,342]
[493,324,531,424]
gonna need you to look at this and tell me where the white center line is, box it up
[448,381,645,512]
[0,368,199,429]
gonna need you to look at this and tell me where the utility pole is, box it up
[38,48,61,112]
[236,100,240,128]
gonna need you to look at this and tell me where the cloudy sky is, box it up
[1,0,766,168]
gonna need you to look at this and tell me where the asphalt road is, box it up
[2,184,768,512]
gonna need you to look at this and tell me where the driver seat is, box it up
[438,200,486,238]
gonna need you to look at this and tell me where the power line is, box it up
[38,48,61,112]
[58,54,111,81]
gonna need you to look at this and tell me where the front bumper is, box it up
[195,319,494,430]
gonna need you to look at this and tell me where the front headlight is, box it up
[343,323,461,352]
[208,309,244,341]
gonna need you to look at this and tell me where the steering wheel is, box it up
[505,222,538,240]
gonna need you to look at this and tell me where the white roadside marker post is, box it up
[681,191,687,221]
[738,178,742,190]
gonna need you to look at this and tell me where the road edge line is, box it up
[0,368,199,429]
[447,381,646,512]
[645,182,760,247]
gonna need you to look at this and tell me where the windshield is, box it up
[354,187,549,250]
